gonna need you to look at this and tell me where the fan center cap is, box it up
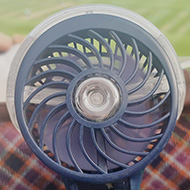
[74,77,121,122]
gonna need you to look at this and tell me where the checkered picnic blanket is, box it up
[0,122,65,190]
[142,110,190,190]
[0,110,189,190]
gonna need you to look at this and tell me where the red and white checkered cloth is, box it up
[0,121,65,190]
[0,109,190,190]
[142,110,190,190]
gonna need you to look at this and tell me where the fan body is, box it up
[6,5,186,190]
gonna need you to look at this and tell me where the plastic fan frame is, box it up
[6,5,185,184]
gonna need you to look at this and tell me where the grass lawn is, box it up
[0,0,190,56]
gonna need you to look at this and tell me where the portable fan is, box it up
[6,5,186,190]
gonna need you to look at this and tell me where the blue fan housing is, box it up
[8,5,180,185]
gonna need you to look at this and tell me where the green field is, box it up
[0,0,190,56]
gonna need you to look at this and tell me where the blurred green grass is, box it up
[0,0,190,56]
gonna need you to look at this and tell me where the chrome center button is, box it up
[74,77,121,122]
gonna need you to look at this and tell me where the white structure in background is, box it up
[0,45,20,103]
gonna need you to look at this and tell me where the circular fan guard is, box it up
[7,5,181,184]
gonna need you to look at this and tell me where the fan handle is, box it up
[62,171,143,190]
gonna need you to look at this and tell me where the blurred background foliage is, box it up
[0,0,189,56]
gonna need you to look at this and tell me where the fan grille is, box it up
[14,10,178,183]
